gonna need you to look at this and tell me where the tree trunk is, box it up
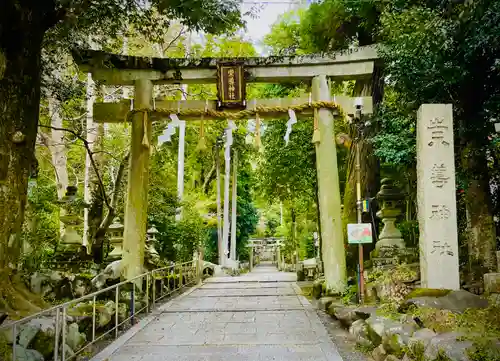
[462,145,497,277]
[0,14,45,269]
[48,96,69,199]
[83,73,96,248]
[343,63,383,258]
[91,152,129,262]
[48,96,69,240]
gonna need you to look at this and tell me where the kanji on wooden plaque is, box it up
[216,61,246,109]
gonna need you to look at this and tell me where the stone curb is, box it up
[89,282,203,361]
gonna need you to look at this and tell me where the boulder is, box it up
[401,289,488,314]
[317,297,336,311]
[13,345,44,361]
[100,301,116,328]
[91,260,122,289]
[366,316,416,351]
[312,279,324,299]
[424,332,473,361]
[385,356,401,361]
[66,323,86,351]
[30,318,57,359]
[63,344,75,359]
[349,319,374,348]
[30,272,50,295]
[327,305,375,329]
[18,325,39,348]
[354,306,378,320]
[484,273,500,295]
[407,328,437,350]
[371,344,387,361]
[383,333,408,356]
[366,316,402,340]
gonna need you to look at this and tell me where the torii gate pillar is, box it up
[122,79,153,281]
[312,75,347,293]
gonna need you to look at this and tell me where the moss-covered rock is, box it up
[401,290,489,315]
[405,288,452,300]
[312,279,324,299]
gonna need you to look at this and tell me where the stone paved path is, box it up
[97,263,343,361]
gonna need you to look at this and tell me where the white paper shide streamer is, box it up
[284,109,297,145]
[157,114,181,145]
[225,120,236,161]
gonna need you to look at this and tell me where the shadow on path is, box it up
[91,263,344,360]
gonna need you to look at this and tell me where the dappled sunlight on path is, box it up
[91,262,343,361]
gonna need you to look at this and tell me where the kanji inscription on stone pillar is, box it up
[417,104,460,290]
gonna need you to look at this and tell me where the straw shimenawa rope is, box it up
[129,101,343,146]
[127,101,343,121]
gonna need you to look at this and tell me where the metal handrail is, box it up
[0,260,202,361]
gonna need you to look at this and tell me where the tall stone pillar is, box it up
[312,75,346,293]
[417,104,460,290]
[122,79,153,281]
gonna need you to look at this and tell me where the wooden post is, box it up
[216,143,223,265]
[222,125,232,267]
[312,75,347,293]
[230,150,238,261]
[122,79,153,281]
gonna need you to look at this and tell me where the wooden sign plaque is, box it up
[216,61,246,110]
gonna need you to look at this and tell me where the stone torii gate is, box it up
[72,46,377,292]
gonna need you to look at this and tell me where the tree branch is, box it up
[98,151,129,231]
[203,159,217,194]
[162,27,186,54]
[38,124,111,209]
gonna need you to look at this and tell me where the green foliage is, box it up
[341,283,358,305]
[235,164,259,261]
[21,177,59,271]
[404,341,426,361]
[370,90,417,168]
[258,118,317,203]
[468,339,500,361]
[397,220,419,248]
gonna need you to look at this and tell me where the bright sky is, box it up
[241,0,306,55]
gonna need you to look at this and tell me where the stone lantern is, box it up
[145,226,160,265]
[107,218,124,261]
[55,186,88,262]
[375,178,405,251]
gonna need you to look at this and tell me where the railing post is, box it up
[180,263,183,289]
[62,307,67,361]
[130,285,135,325]
[54,308,60,361]
[160,272,164,300]
[92,295,96,342]
[115,285,119,339]
[152,270,156,308]
[146,273,150,313]
[12,324,16,361]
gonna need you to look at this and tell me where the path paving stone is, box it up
[98,263,344,360]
